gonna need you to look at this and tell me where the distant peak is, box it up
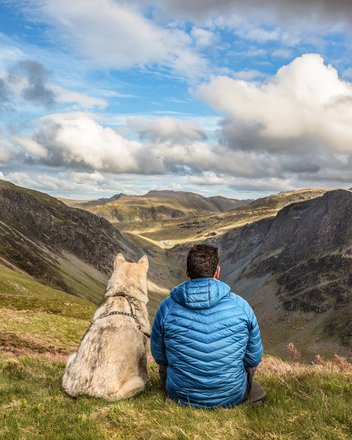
[109,193,126,201]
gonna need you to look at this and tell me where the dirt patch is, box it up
[0,332,71,361]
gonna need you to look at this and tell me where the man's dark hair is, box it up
[187,244,219,279]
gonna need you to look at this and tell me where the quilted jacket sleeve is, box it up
[151,298,170,366]
[243,303,263,368]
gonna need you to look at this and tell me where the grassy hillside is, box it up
[0,264,163,354]
[0,263,351,439]
[0,179,137,301]
[0,180,168,308]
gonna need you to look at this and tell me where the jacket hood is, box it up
[170,278,231,310]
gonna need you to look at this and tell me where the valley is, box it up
[0,179,351,361]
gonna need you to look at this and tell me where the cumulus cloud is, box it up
[128,116,206,143]
[5,53,352,192]
[33,113,137,171]
[8,111,274,178]
[198,54,352,154]
[24,112,165,174]
[7,104,352,188]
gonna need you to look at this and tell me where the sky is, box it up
[0,0,352,200]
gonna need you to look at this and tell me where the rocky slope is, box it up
[215,190,352,357]
[0,180,167,304]
[63,190,251,223]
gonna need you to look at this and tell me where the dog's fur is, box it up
[62,253,150,400]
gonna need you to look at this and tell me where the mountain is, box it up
[121,188,328,246]
[62,190,252,223]
[213,190,352,358]
[0,180,167,307]
[163,190,352,359]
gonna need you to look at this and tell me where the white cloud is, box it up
[29,0,206,77]
[52,86,107,109]
[31,112,159,173]
[198,54,352,154]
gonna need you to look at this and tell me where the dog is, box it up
[62,253,150,400]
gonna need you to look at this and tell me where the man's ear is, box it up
[138,255,149,271]
[114,253,125,268]
[214,265,221,280]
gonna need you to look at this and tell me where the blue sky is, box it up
[1,0,352,199]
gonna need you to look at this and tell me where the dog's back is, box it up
[62,254,150,400]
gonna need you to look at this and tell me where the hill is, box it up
[122,188,328,246]
[0,180,168,305]
[62,190,251,223]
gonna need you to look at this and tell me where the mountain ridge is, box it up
[61,189,252,223]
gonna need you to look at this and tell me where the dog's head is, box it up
[105,253,149,303]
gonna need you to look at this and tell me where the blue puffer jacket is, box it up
[151,278,263,408]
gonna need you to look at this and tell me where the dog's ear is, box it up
[114,253,126,268]
[138,255,149,272]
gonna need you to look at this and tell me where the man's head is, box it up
[186,244,220,279]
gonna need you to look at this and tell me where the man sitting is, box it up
[151,244,265,408]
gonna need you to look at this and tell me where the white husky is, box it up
[62,253,150,400]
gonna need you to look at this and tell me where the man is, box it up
[151,244,265,409]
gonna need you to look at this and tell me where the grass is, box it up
[0,265,96,319]
[1,262,351,439]
[0,354,351,440]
